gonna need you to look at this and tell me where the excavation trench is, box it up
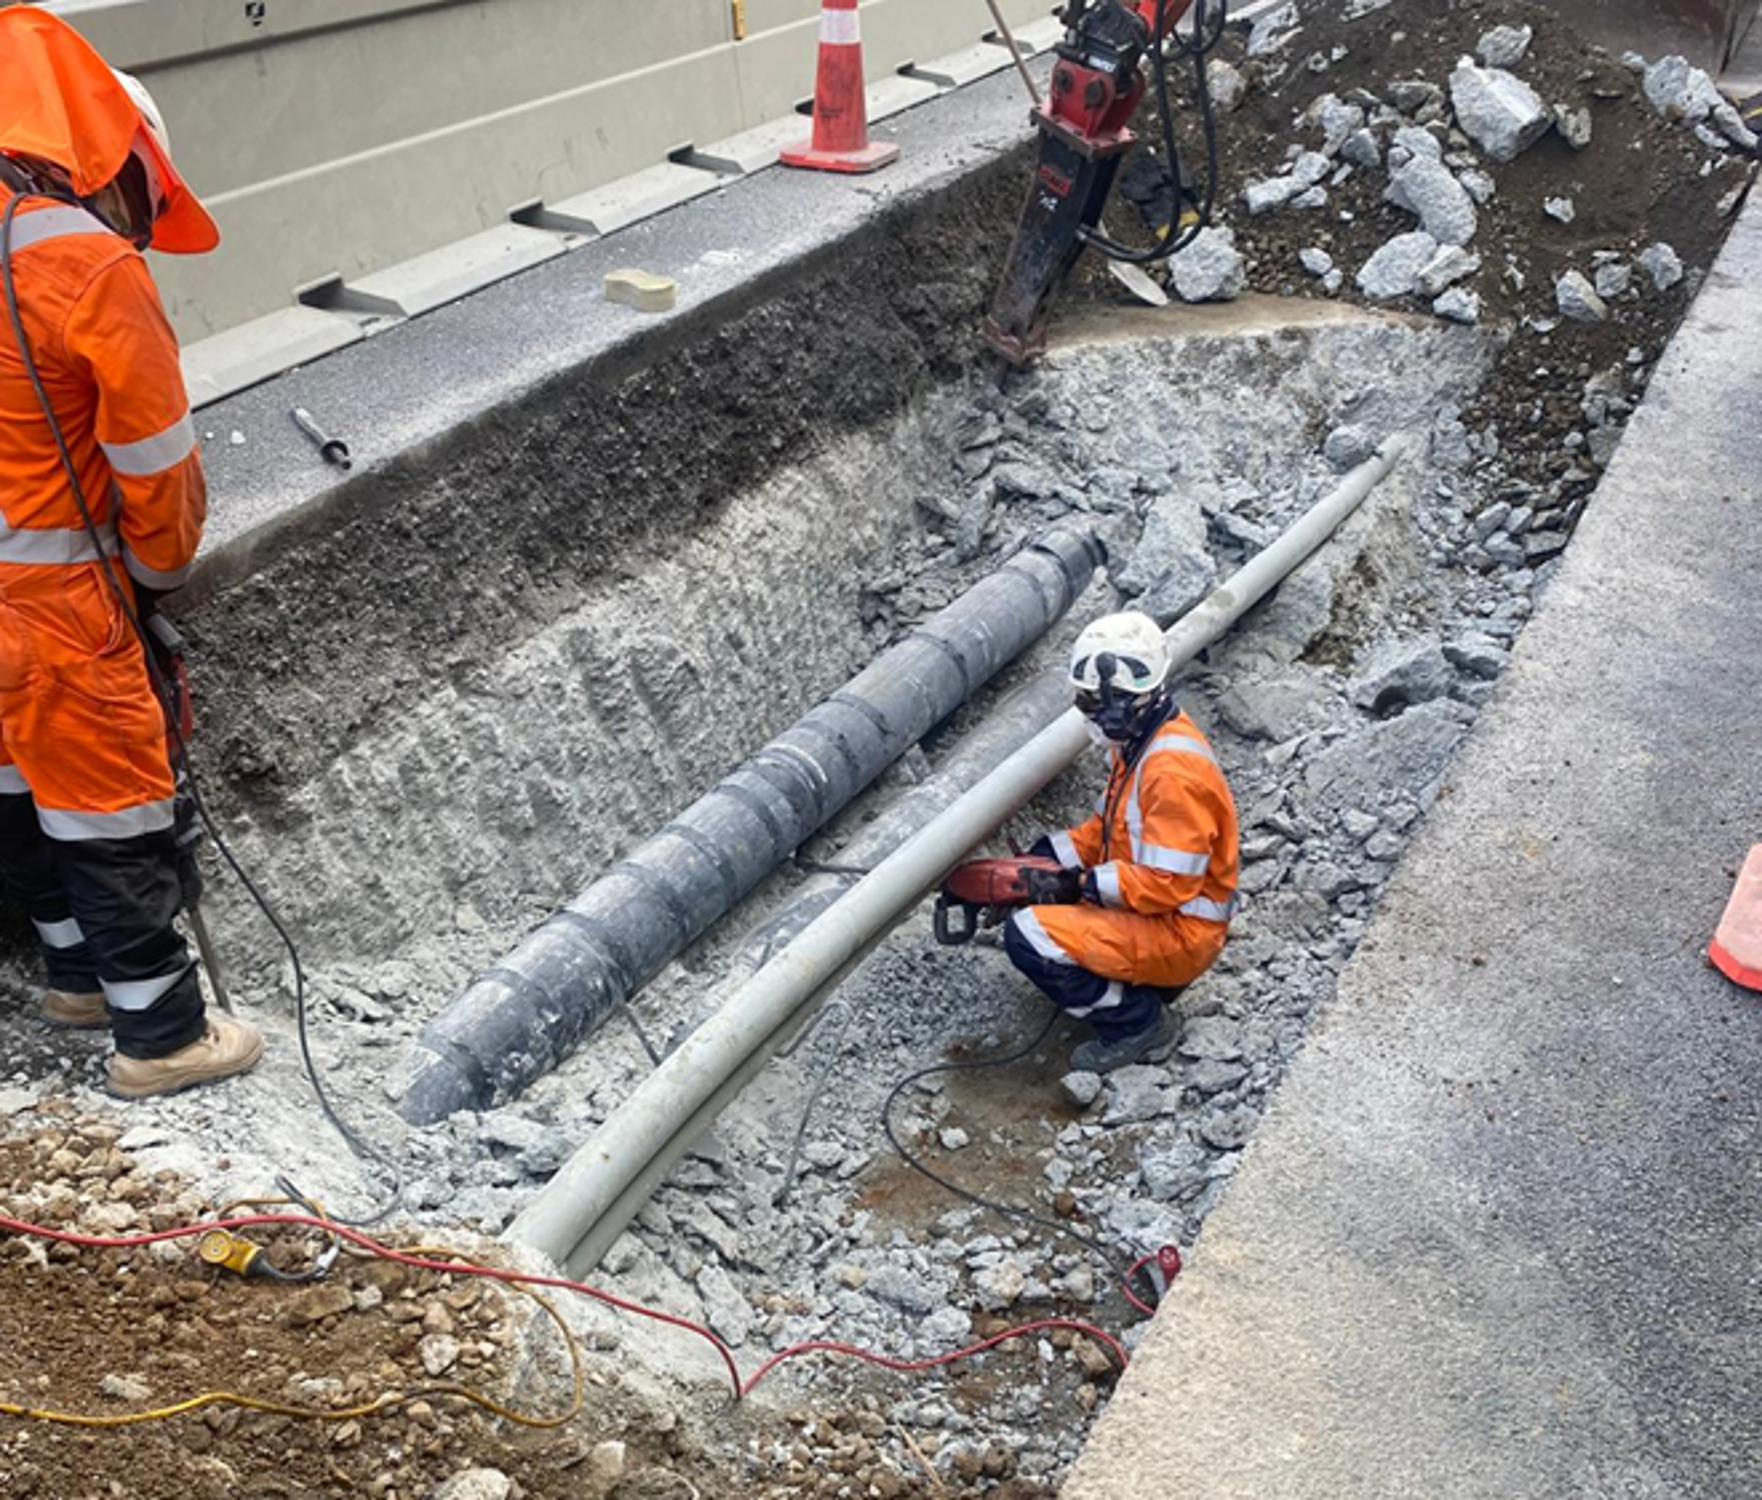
[0,125,1703,1497]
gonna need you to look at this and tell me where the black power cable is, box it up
[882,1009,1164,1314]
[1,190,401,1226]
[1081,0,1229,265]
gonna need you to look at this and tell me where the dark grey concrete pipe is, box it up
[399,527,1105,1124]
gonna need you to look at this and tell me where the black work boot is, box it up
[1071,1011,1174,1073]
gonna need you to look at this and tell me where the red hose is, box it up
[0,1209,1158,1400]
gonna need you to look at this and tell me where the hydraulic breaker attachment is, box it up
[984,0,1196,363]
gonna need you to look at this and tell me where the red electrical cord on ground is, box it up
[0,1209,1161,1401]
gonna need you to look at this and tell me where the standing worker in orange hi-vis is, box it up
[0,9,262,1097]
[1007,611,1241,1073]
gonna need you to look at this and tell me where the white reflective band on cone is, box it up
[821,7,861,44]
[101,970,183,1013]
[33,916,85,950]
[38,798,176,842]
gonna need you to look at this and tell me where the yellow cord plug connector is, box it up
[197,1228,264,1279]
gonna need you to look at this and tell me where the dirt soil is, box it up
[0,1108,725,1500]
[1101,0,1755,498]
[0,1104,1099,1499]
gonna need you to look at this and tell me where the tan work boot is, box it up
[42,989,107,1030]
[107,1014,265,1100]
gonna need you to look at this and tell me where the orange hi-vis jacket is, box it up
[0,192,206,837]
[1033,711,1241,989]
[1,196,205,591]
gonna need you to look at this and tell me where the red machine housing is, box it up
[933,855,1063,945]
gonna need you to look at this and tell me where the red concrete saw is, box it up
[933,856,1064,945]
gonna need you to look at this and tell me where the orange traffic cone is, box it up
[781,0,899,174]
[1711,845,1762,992]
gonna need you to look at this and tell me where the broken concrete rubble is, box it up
[1356,230,1440,298]
[1556,269,1609,322]
[1433,287,1481,324]
[1166,227,1246,303]
[1385,156,1478,246]
[1448,59,1551,162]
[1475,25,1532,70]
[1638,242,1684,291]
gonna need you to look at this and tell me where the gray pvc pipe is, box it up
[398,527,1105,1125]
[508,436,1414,1275]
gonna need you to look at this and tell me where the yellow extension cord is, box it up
[0,1234,585,1433]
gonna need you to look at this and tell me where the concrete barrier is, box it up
[50,0,1059,343]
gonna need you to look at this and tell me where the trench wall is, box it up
[171,150,1034,963]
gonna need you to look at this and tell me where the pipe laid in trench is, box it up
[398,527,1106,1126]
[508,436,1415,1276]
[735,668,1073,973]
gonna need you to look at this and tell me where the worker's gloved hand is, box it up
[1024,865,1084,905]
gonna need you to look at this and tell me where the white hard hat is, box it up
[110,69,168,212]
[107,66,218,253]
[112,69,172,155]
[1069,611,1170,699]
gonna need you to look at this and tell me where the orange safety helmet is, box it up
[0,7,218,254]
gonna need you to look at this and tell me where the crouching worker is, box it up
[1005,611,1240,1073]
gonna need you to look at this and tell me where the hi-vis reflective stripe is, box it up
[1140,843,1210,876]
[0,764,28,794]
[2,204,114,255]
[1124,734,1218,857]
[1123,729,1239,922]
[1093,863,1124,908]
[1065,980,1126,1020]
[820,5,862,44]
[123,548,193,592]
[101,413,196,477]
[37,798,176,842]
[1181,894,1240,924]
[33,916,84,950]
[1049,829,1081,870]
[0,517,119,567]
[101,969,184,1013]
[1009,907,1075,965]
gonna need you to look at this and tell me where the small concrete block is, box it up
[346,224,567,319]
[181,307,364,409]
[605,269,678,313]
[542,162,722,238]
